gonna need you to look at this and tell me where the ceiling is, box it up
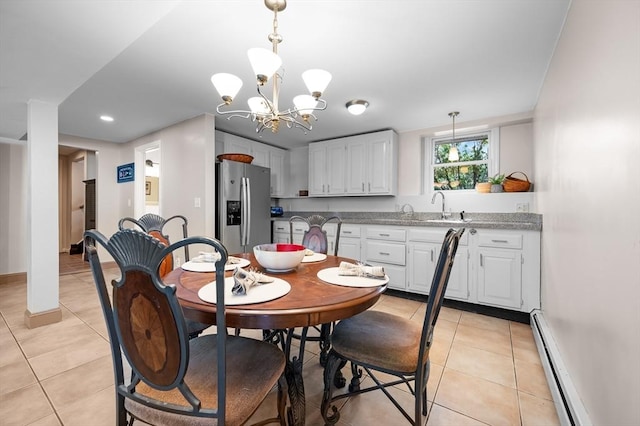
[0,0,569,150]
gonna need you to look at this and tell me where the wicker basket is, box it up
[216,153,254,164]
[503,172,531,192]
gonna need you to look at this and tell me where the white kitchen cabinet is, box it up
[475,230,525,310]
[364,226,406,291]
[337,225,362,261]
[346,130,398,195]
[309,129,397,197]
[308,140,346,196]
[272,220,290,244]
[407,228,469,300]
[217,130,288,197]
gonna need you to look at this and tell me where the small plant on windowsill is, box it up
[489,173,505,193]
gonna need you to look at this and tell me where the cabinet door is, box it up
[445,246,469,301]
[338,238,361,261]
[407,243,438,294]
[308,144,327,196]
[326,142,346,195]
[224,137,251,155]
[367,137,391,194]
[273,233,290,244]
[251,144,270,168]
[269,148,286,197]
[345,137,367,194]
[477,248,522,309]
[383,264,406,291]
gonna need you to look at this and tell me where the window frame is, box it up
[424,128,500,193]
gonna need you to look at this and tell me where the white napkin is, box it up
[231,267,275,296]
[192,251,243,265]
[304,248,315,256]
[338,261,386,279]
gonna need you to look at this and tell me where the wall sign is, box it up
[117,163,135,183]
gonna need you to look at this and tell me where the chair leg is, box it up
[277,374,288,426]
[348,361,362,392]
[321,350,344,426]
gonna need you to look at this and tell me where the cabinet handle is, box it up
[378,252,390,256]
[480,253,483,266]
[368,182,371,192]
[322,184,325,193]
[328,184,330,192]
[362,183,364,191]
[343,231,352,234]
[379,233,390,237]
[430,249,434,262]
[469,228,477,235]
[491,239,509,243]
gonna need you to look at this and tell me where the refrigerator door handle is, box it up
[240,176,250,247]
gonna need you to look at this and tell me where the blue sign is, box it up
[117,163,135,183]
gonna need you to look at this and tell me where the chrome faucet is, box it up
[431,191,450,219]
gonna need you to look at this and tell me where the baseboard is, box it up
[530,309,592,426]
[0,272,27,285]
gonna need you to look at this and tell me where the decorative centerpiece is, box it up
[489,173,505,193]
[253,243,306,272]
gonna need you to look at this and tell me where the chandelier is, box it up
[211,0,331,134]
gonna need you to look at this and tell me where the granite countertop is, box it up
[272,212,542,231]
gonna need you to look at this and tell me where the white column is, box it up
[25,99,62,328]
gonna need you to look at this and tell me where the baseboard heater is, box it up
[530,310,592,426]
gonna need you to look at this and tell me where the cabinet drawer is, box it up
[408,228,468,245]
[273,222,288,233]
[478,232,522,249]
[365,241,406,265]
[366,227,406,242]
[340,225,361,238]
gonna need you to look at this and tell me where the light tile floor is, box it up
[0,268,560,426]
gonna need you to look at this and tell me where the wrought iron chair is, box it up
[288,214,342,256]
[118,213,209,339]
[288,214,343,365]
[84,228,287,426]
[321,228,465,425]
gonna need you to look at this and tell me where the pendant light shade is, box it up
[247,48,282,84]
[211,73,243,103]
[302,69,332,98]
[447,111,460,162]
[293,94,318,116]
[248,97,270,115]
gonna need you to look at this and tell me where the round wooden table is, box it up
[164,253,386,426]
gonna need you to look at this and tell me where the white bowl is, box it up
[253,243,306,272]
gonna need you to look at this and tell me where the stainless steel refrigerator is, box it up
[215,161,271,254]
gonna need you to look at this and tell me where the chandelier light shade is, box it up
[346,99,369,116]
[211,0,331,134]
[448,111,460,162]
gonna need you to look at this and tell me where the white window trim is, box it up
[423,127,500,194]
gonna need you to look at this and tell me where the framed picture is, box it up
[117,163,134,183]
[145,180,151,195]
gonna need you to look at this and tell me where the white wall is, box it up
[533,1,640,424]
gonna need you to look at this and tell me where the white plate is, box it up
[301,253,327,263]
[181,257,250,273]
[317,267,389,288]
[198,276,291,305]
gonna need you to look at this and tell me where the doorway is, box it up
[135,141,162,218]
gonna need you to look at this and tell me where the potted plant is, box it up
[489,173,505,193]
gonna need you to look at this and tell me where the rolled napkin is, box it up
[338,261,386,279]
[304,248,315,256]
[232,267,275,296]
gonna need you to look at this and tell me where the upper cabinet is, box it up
[216,131,289,197]
[309,140,347,196]
[309,129,398,197]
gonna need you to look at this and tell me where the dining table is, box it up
[164,252,387,426]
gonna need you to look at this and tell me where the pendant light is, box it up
[448,111,460,162]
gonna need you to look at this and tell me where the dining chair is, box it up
[118,213,209,339]
[84,228,287,426]
[321,228,465,425]
[288,214,342,256]
[288,214,343,366]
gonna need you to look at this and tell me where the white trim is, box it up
[531,310,592,426]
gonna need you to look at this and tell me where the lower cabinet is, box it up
[272,221,290,244]
[272,220,540,313]
[407,228,469,301]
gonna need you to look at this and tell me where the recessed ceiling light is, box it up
[100,115,114,122]
[346,99,369,116]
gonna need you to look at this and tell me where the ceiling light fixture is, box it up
[447,111,460,162]
[100,115,114,122]
[211,0,331,134]
[346,99,369,116]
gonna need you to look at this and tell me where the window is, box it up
[426,128,499,191]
